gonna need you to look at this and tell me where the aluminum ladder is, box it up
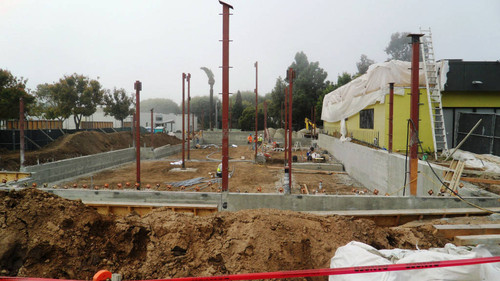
[420,27,448,158]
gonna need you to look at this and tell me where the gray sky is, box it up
[1,0,499,106]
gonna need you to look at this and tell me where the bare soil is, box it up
[0,188,453,280]
[1,132,498,280]
[58,145,364,194]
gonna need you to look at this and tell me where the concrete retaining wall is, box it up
[13,188,499,212]
[24,148,135,184]
[201,130,314,147]
[224,193,500,211]
[140,144,183,160]
[24,144,183,184]
[318,134,447,196]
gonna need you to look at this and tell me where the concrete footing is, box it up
[4,188,499,214]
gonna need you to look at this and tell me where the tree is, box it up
[0,69,35,120]
[34,83,71,121]
[287,51,328,130]
[103,88,134,127]
[267,77,287,128]
[36,74,105,129]
[315,72,353,122]
[238,106,264,131]
[190,95,213,130]
[356,54,375,75]
[231,91,244,129]
[384,32,411,61]
[141,98,180,114]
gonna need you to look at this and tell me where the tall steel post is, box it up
[19,97,25,170]
[284,87,288,162]
[150,108,154,148]
[134,80,142,187]
[220,1,233,192]
[187,73,191,160]
[264,101,267,141]
[287,68,295,193]
[408,34,423,196]
[388,83,395,153]
[254,61,258,160]
[132,113,136,147]
[182,73,186,169]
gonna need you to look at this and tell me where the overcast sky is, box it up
[1,0,499,106]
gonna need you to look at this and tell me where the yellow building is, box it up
[322,60,500,155]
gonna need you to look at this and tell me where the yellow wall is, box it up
[442,92,500,108]
[324,88,436,153]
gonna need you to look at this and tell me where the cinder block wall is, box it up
[24,148,135,184]
[24,144,183,184]
[200,130,314,147]
[318,134,446,196]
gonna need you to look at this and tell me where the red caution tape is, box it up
[1,256,499,281]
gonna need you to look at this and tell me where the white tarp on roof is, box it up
[321,60,427,123]
[329,241,500,281]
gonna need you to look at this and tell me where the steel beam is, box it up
[134,80,142,187]
[408,34,423,196]
[220,1,233,192]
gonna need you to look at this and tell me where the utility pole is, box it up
[182,73,186,169]
[134,80,142,188]
[220,0,233,192]
[19,97,25,170]
[187,73,191,160]
[254,61,258,161]
[408,33,423,196]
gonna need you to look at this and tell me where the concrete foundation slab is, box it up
[170,168,198,172]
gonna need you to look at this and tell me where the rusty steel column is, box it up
[254,61,258,160]
[287,68,295,194]
[389,82,395,153]
[132,113,136,147]
[408,33,423,196]
[19,97,25,170]
[187,73,191,160]
[182,73,186,169]
[150,108,154,148]
[134,80,142,187]
[264,100,267,141]
[220,1,233,192]
[284,87,288,163]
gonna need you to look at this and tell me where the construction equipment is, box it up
[420,27,449,158]
[304,118,317,138]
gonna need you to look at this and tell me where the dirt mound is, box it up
[0,188,448,280]
[0,131,181,170]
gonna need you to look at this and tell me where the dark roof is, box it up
[442,60,500,92]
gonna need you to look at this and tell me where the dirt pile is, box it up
[0,131,181,170]
[0,188,448,280]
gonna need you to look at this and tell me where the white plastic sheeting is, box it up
[329,241,500,281]
[321,60,426,123]
[452,149,500,174]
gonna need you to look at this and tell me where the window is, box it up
[156,116,163,121]
[359,109,374,129]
